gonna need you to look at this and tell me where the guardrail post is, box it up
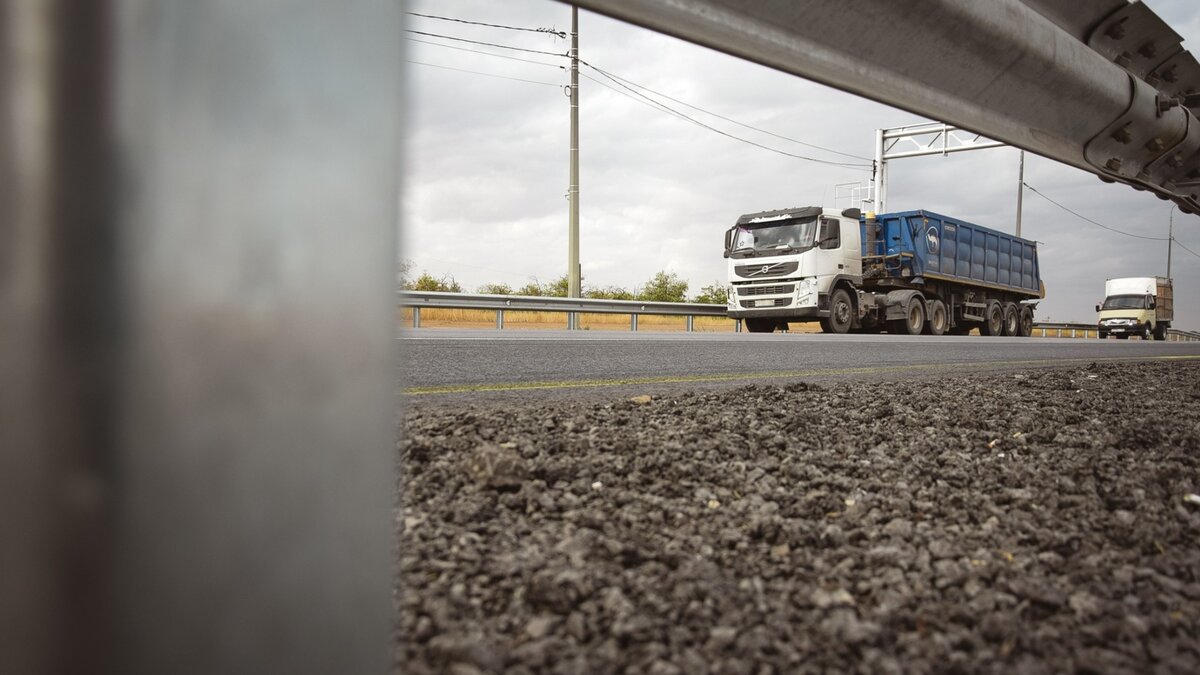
[631,314,638,331]
[735,319,742,333]
[1039,327,1045,337]
[1056,328,1061,338]
[496,309,504,329]
[413,306,421,329]
[1071,328,1076,338]
[687,315,695,332]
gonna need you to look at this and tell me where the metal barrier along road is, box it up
[399,292,1200,340]
[1034,322,1200,341]
[398,290,733,331]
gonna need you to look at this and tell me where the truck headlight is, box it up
[726,287,736,309]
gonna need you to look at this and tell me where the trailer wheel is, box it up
[820,288,853,334]
[745,318,775,333]
[981,302,1004,336]
[1002,303,1019,336]
[924,299,948,336]
[1017,306,1034,337]
[891,296,925,335]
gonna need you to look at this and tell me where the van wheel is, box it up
[981,302,1004,336]
[1141,324,1152,340]
[745,318,775,333]
[821,288,853,334]
[891,296,926,335]
[1017,306,1034,337]
[924,299,948,336]
[1002,303,1019,336]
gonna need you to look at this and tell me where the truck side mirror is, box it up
[1148,297,1156,309]
[723,228,734,258]
[1095,304,1101,312]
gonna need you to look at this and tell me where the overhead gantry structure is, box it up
[565,0,1200,215]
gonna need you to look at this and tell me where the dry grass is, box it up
[397,307,823,333]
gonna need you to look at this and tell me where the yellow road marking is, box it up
[404,354,1200,395]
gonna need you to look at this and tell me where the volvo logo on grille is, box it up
[750,262,782,276]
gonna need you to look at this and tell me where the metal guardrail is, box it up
[398,290,731,331]
[399,292,1199,340]
[1034,322,1200,342]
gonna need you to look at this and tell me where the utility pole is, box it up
[1015,150,1024,237]
[567,6,581,322]
[1168,204,1176,279]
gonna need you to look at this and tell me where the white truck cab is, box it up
[724,207,862,333]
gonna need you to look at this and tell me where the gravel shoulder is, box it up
[398,361,1200,674]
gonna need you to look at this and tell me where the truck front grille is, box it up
[740,298,789,308]
[739,284,795,297]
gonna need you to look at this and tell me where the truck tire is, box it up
[1017,306,1034,337]
[1002,303,1019,336]
[1154,323,1168,341]
[981,302,1004,336]
[1098,331,1108,340]
[891,296,925,335]
[745,318,775,333]
[924,299,948,336]
[820,288,853,334]
[1141,323,1152,340]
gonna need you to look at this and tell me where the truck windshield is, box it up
[1101,295,1148,310]
[730,218,817,258]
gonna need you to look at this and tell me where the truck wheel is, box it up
[1141,324,1152,340]
[1154,323,1168,341]
[891,296,925,335]
[745,318,774,333]
[981,302,1004,336]
[1002,303,1019,336]
[924,299,948,336]
[1017,306,1034,337]
[1098,331,1108,339]
[821,289,853,334]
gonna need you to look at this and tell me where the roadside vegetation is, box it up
[398,261,728,305]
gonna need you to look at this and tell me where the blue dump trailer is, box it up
[724,207,1044,334]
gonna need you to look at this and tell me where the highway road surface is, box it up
[399,329,1200,404]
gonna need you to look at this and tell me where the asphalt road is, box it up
[399,329,1200,405]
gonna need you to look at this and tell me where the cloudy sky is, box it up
[403,0,1200,327]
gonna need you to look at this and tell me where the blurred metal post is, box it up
[1,1,402,674]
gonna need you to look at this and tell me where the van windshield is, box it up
[1101,295,1148,310]
[730,218,817,258]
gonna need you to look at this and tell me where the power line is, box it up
[584,61,872,162]
[407,37,565,69]
[1022,182,1170,241]
[579,61,871,170]
[406,60,561,87]
[1175,238,1200,260]
[407,11,566,39]
[406,29,569,58]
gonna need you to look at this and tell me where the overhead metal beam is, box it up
[564,0,1200,214]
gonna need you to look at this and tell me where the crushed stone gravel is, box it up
[397,361,1200,674]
